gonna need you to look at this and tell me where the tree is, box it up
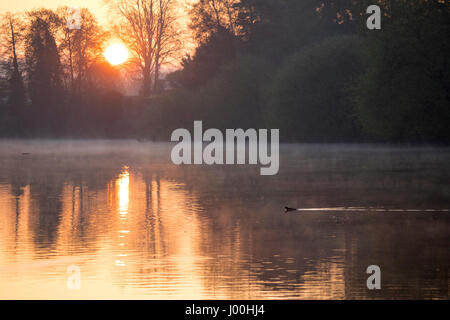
[189,0,240,41]
[108,0,182,96]
[175,26,239,89]
[57,7,106,99]
[25,9,65,134]
[0,12,26,129]
[353,0,450,142]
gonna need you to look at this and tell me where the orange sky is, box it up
[0,0,193,26]
[0,0,109,23]
[1,0,194,72]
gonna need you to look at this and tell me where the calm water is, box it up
[0,140,449,299]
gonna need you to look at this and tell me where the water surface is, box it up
[0,141,449,299]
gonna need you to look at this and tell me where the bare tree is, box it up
[153,0,182,92]
[0,13,23,71]
[108,0,182,96]
[57,7,106,97]
[0,12,26,110]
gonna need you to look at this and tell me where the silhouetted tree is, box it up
[176,26,239,89]
[0,13,26,134]
[107,0,182,96]
[189,0,240,41]
[25,9,65,135]
[57,7,106,99]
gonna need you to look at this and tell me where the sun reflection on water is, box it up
[117,167,130,217]
[1,144,448,299]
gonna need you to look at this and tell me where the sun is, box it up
[104,43,129,65]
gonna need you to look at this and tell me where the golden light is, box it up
[117,166,130,216]
[104,43,129,65]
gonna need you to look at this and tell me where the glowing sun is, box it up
[104,43,129,65]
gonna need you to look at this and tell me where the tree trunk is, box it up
[142,70,152,96]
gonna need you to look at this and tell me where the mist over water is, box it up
[0,140,449,299]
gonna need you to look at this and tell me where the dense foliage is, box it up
[160,0,449,143]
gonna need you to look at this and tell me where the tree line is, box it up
[0,0,449,143]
